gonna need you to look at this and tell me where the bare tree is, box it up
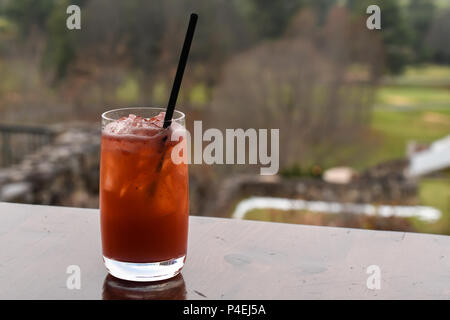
[209,7,384,171]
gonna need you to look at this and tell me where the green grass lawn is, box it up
[369,108,450,165]
[376,86,450,110]
[416,177,450,235]
[367,64,450,167]
[382,64,450,87]
[375,64,450,112]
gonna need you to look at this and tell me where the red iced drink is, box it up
[100,111,189,266]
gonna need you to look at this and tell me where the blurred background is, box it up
[0,0,448,235]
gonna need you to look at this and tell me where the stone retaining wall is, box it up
[206,159,417,217]
[0,124,100,208]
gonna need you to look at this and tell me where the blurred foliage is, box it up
[188,83,209,109]
[0,0,448,81]
[116,76,140,103]
[407,0,435,63]
[426,8,450,64]
[44,0,76,80]
[347,0,413,74]
[1,0,56,35]
[234,0,305,39]
[280,163,324,179]
[1,0,86,79]
[152,81,168,106]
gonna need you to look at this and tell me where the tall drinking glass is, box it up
[100,107,189,281]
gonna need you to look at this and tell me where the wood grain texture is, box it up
[0,202,449,299]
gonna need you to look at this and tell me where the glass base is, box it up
[103,255,185,282]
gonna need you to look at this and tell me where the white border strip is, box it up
[232,197,441,222]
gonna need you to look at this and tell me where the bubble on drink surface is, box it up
[104,112,166,136]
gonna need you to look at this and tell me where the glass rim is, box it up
[101,107,185,122]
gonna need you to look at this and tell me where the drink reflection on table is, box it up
[102,273,186,300]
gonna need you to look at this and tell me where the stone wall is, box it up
[206,159,417,217]
[0,124,100,208]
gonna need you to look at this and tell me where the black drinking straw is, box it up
[150,13,198,187]
[163,13,198,129]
